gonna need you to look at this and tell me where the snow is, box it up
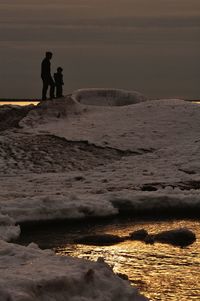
[0,214,20,242]
[0,240,147,301]
[71,88,148,106]
[1,88,200,300]
[1,92,200,227]
[1,193,118,224]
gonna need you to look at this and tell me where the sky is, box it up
[0,0,200,99]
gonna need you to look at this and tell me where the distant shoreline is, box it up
[0,98,200,103]
[0,99,40,102]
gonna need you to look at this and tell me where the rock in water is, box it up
[154,228,196,247]
[129,229,148,241]
[144,235,155,245]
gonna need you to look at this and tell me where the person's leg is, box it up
[42,80,48,100]
[57,85,62,98]
[55,85,59,98]
[60,85,63,97]
[49,78,55,99]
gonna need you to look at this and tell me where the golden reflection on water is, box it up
[0,101,39,106]
[56,220,200,301]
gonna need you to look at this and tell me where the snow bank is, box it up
[0,104,33,131]
[1,98,200,226]
[72,88,147,106]
[109,190,200,214]
[1,188,200,230]
[0,240,147,301]
[20,89,147,130]
[19,96,84,128]
[23,98,195,153]
[1,94,200,300]
[1,194,117,224]
[0,214,20,242]
[1,98,200,224]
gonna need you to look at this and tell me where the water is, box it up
[18,218,200,301]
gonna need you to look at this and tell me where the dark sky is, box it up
[0,0,200,98]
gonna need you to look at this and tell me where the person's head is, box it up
[45,51,53,60]
[57,67,63,73]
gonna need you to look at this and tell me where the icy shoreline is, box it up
[1,88,200,300]
[0,240,147,301]
[0,89,152,301]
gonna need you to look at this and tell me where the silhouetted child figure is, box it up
[54,67,64,98]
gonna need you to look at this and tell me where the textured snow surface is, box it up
[0,214,20,242]
[19,96,83,128]
[1,95,200,227]
[1,94,200,232]
[0,240,147,301]
[1,89,200,300]
[72,88,147,106]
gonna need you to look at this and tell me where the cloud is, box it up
[0,15,200,33]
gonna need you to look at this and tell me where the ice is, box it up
[1,88,200,300]
[0,104,33,131]
[0,240,147,301]
[0,214,20,242]
[1,194,118,224]
[1,94,200,226]
[72,88,147,106]
[1,93,200,228]
[19,96,83,128]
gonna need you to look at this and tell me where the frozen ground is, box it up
[0,88,200,300]
[0,89,151,301]
[1,90,200,227]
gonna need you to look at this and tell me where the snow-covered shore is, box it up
[1,90,200,228]
[1,88,200,300]
[0,240,147,301]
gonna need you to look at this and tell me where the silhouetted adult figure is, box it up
[41,51,55,100]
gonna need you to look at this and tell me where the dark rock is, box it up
[154,228,196,247]
[129,229,148,241]
[74,234,125,246]
[144,235,155,244]
[117,273,129,281]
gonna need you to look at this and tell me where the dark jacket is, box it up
[54,73,64,86]
[41,58,51,80]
